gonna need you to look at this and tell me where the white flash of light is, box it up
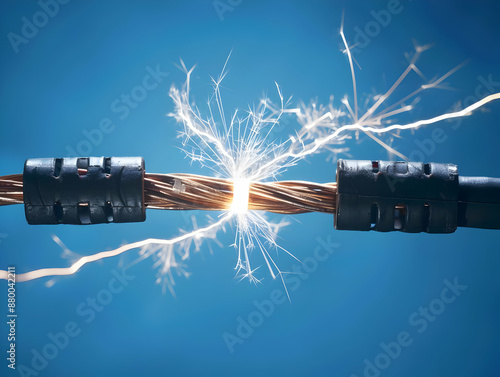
[230,178,251,215]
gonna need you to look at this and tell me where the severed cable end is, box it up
[23,157,145,225]
[335,159,459,233]
[334,159,500,233]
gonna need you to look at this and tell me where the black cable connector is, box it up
[23,157,145,225]
[335,159,500,233]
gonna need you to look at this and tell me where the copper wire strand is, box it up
[0,173,337,214]
[144,173,337,214]
[0,174,23,206]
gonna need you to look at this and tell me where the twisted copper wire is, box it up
[0,174,23,206]
[144,173,336,214]
[0,173,337,214]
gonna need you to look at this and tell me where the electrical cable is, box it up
[1,157,499,233]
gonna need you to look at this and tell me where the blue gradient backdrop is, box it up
[1,1,499,376]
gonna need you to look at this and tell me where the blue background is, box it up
[1,1,500,376]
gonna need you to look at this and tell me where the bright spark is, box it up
[230,178,250,215]
[2,17,500,293]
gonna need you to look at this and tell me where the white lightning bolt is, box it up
[1,16,499,293]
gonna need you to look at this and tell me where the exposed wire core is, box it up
[144,173,336,214]
[0,174,23,206]
[0,173,337,215]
